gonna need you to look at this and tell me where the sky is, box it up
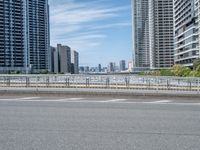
[49,0,133,67]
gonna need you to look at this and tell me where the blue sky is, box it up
[49,0,132,67]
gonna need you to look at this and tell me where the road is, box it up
[0,96,200,150]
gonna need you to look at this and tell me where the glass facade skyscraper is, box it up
[0,0,50,73]
[0,0,26,73]
[174,0,200,66]
[132,0,150,68]
[28,0,50,72]
[149,0,174,69]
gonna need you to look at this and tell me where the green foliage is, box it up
[171,65,184,76]
[193,58,200,70]
[139,64,200,77]
[160,69,174,76]
[182,67,191,77]
[171,65,191,77]
[139,72,145,76]
[39,70,49,74]
[195,64,200,72]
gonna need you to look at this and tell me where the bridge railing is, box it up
[0,75,199,92]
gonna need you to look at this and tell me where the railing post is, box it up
[156,78,159,92]
[167,79,170,90]
[26,76,29,88]
[7,77,10,87]
[66,78,70,88]
[188,80,192,91]
[86,77,89,87]
[46,76,50,88]
[106,77,110,88]
[36,76,39,90]
[148,79,151,90]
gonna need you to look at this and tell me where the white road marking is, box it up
[56,98,85,101]
[148,100,172,104]
[0,98,199,106]
[69,98,84,100]
[19,97,40,100]
[106,99,127,102]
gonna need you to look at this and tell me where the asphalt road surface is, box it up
[0,96,200,150]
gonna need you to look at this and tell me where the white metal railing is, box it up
[0,75,199,92]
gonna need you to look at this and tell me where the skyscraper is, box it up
[149,0,174,69]
[98,64,102,73]
[119,60,126,71]
[0,0,50,73]
[0,0,26,73]
[71,50,79,74]
[28,0,50,73]
[132,0,150,68]
[57,44,71,74]
[132,0,175,70]
[108,62,115,73]
[174,0,200,66]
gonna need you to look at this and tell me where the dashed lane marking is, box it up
[106,99,127,102]
[148,100,172,104]
[19,97,41,100]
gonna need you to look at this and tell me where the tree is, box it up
[196,65,200,72]
[182,67,191,77]
[160,69,174,76]
[193,58,200,70]
[171,65,184,76]
[171,64,191,77]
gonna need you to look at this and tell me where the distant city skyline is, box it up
[49,0,132,66]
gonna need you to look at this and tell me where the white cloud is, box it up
[50,0,130,51]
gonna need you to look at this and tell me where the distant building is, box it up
[79,66,84,73]
[119,60,126,71]
[71,50,79,74]
[50,46,56,73]
[108,62,115,73]
[57,44,71,74]
[128,61,134,72]
[98,64,102,72]
[84,66,90,73]
[102,67,108,73]
[90,67,97,72]
[51,44,79,74]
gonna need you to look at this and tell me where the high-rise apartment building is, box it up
[119,60,126,71]
[174,0,200,66]
[57,44,71,74]
[98,64,102,72]
[132,0,150,68]
[149,0,174,69]
[50,46,57,73]
[108,62,115,73]
[132,0,175,70]
[0,0,50,73]
[0,0,26,73]
[28,0,50,72]
[71,50,79,74]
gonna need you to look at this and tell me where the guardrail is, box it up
[0,75,200,93]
